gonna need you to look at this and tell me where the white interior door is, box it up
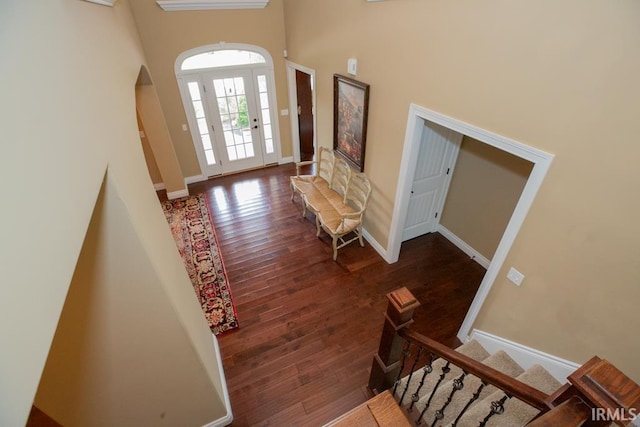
[403,121,462,241]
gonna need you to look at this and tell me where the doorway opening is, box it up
[175,44,282,177]
[388,104,554,341]
[286,61,317,163]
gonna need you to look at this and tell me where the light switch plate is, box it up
[507,267,524,286]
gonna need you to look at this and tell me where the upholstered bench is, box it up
[290,147,372,260]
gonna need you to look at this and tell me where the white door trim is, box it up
[286,61,317,163]
[175,43,283,176]
[388,103,554,341]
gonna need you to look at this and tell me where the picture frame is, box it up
[333,74,370,172]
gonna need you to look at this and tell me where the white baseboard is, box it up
[437,224,490,269]
[167,189,189,200]
[467,329,580,383]
[362,228,393,264]
[202,335,233,427]
[153,174,207,194]
[280,156,293,164]
[185,174,208,185]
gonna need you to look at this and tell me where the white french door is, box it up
[180,67,278,176]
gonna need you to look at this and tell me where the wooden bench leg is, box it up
[358,226,365,247]
[315,215,322,237]
[332,235,339,261]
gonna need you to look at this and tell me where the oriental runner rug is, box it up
[162,193,238,335]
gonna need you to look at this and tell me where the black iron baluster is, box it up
[416,361,451,425]
[399,346,423,406]
[478,394,510,427]
[429,371,467,427]
[407,353,435,413]
[451,380,487,426]
[392,340,411,398]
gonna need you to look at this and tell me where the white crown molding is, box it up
[156,0,269,11]
[84,0,116,6]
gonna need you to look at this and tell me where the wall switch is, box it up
[347,58,357,75]
[280,109,289,116]
[507,267,524,286]
[138,130,145,138]
[181,124,188,131]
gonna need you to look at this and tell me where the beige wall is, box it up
[136,82,186,192]
[34,175,224,426]
[0,1,227,424]
[283,0,640,381]
[137,112,164,184]
[129,0,291,178]
[441,136,533,260]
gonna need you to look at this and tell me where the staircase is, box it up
[332,287,640,427]
[393,339,562,426]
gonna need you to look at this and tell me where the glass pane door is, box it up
[205,70,264,174]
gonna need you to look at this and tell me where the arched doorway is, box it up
[175,44,281,176]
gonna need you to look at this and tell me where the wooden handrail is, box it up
[399,328,551,411]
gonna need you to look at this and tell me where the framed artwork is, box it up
[333,74,370,171]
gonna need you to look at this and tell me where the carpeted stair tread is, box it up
[413,350,525,426]
[397,340,490,407]
[450,364,563,427]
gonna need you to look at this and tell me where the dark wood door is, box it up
[295,70,314,159]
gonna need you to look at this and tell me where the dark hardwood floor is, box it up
[183,164,486,426]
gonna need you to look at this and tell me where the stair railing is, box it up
[369,287,640,427]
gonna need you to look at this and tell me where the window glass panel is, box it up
[213,80,225,97]
[224,78,236,96]
[205,150,215,165]
[242,129,252,142]
[227,146,237,161]
[221,114,232,131]
[257,75,267,92]
[245,143,254,157]
[201,134,212,150]
[193,100,205,118]
[263,124,272,140]
[229,112,240,129]
[261,109,271,125]
[234,77,245,95]
[233,131,244,145]
[266,139,274,153]
[182,50,266,70]
[224,131,234,146]
[227,97,238,114]
[259,93,269,109]
[217,97,228,114]
[237,96,249,129]
[188,82,201,101]
[197,118,208,134]
[236,144,246,159]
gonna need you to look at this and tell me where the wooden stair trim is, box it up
[399,328,550,411]
[567,356,640,426]
[324,391,411,426]
[527,396,592,426]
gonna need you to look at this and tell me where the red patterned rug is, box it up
[162,193,238,335]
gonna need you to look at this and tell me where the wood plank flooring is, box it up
[183,164,486,426]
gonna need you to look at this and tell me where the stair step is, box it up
[396,339,490,406]
[450,364,563,426]
[412,350,525,426]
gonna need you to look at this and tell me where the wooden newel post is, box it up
[368,287,420,395]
